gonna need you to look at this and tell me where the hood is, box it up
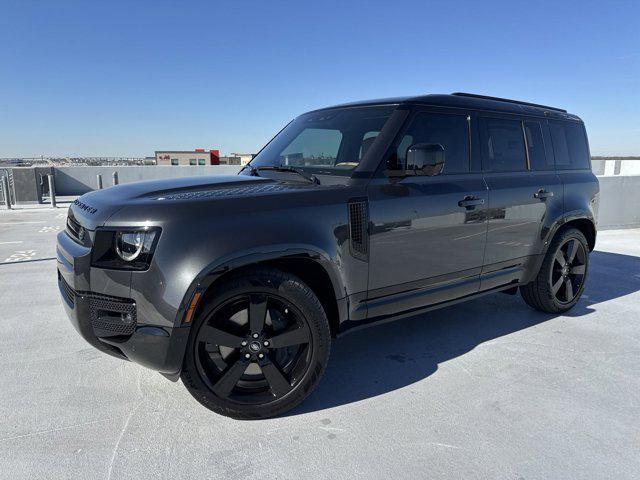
[68,174,311,230]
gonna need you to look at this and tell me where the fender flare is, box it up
[173,244,346,329]
[543,210,597,251]
[524,211,596,284]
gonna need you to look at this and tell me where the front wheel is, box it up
[181,267,331,419]
[521,227,590,313]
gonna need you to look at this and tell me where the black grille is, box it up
[58,271,137,337]
[348,199,369,258]
[89,295,137,337]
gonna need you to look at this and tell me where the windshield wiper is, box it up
[249,165,320,184]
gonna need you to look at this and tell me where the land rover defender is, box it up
[57,93,599,419]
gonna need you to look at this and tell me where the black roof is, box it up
[317,92,582,121]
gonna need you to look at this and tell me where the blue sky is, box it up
[1,0,638,157]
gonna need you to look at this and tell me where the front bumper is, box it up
[57,231,190,376]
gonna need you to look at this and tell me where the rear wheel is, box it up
[521,227,589,313]
[181,267,331,419]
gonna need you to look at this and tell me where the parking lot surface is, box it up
[1,205,639,479]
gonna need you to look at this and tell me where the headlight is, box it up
[91,227,160,271]
[115,231,145,261]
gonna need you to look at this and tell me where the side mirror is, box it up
[406,143,445,176]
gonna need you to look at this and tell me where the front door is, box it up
[365,110,488,319]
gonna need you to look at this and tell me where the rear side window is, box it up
[393,112,470,174]
[479,118,527,172]
[549,121,590,170]
[524,121,552,170]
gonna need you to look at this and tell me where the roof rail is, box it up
[451,92,567,113]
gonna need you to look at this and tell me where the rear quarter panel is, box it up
[560,170,600,229]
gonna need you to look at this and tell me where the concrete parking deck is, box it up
[1,206,639,479]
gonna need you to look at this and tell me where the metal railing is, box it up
[0,169,16,206]
[0,157,148,167]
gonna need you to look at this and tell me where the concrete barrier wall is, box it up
[592,159,640,176]
[591,160,606,175]
[603,159,640,176]
[44,161,640,195]
[53,165,242,195]
[17,165,640,231]
[597,175,640,230]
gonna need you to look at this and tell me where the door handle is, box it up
[458,196,485,209]
[533,188,554,199]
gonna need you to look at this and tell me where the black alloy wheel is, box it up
[549,238,587,304]
[521,227,590,313]
[181,268,331,419]
[195,293,311,403]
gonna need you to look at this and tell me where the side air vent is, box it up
[348,199,369,259]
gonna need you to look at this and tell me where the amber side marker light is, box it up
[184,292,202,324]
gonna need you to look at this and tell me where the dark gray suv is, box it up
[57,93,599,419]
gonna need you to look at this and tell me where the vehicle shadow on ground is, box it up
[289,250,640,415]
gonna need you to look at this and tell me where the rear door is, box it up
[479,115,563,289]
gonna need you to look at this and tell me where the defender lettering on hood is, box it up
[73,199,98,215]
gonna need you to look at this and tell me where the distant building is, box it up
[155,149,220,166]
[216,154,254,166]
[281,152,304,166]
[218,156,242,165]
[230,153,255,165]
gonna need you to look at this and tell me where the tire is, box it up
[181,267,331,419]
[521,227,589,313]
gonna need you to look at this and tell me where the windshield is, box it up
[247,106,396,175]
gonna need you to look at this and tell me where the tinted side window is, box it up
[524,121,552,170]
[479,118,526,172]
[566,123,590,169]
[550,121,590,170]
[393,113,470,174]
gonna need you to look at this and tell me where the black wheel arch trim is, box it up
[524,212,596,285]
[546,211,597,251]
[174,245,347,330]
